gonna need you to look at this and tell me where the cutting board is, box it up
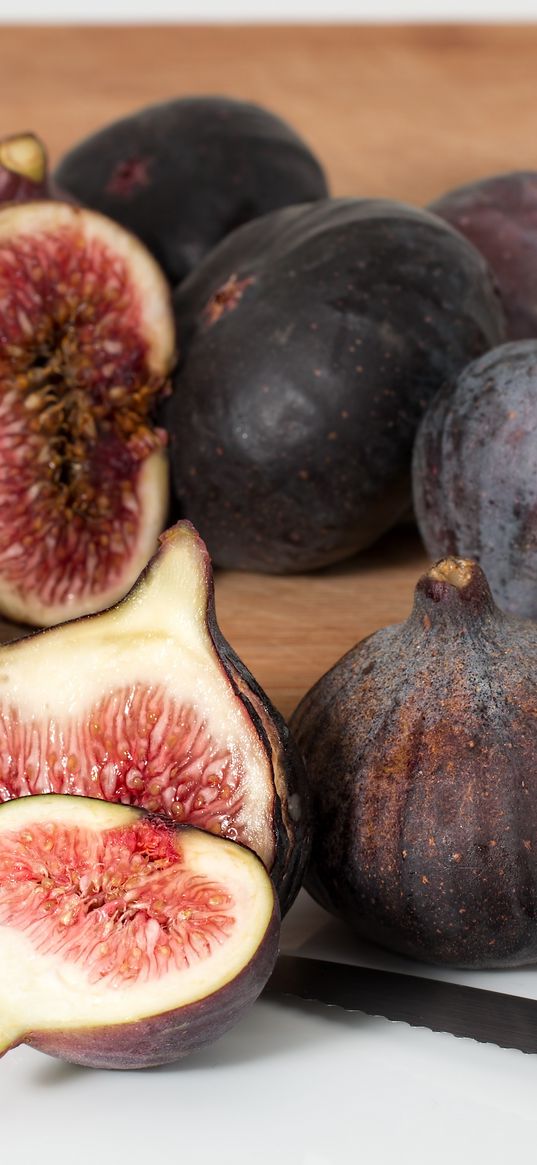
[0,22,533,716]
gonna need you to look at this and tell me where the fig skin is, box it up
[165,198,504,573]
[291,558,537,968]
[430,171,537,340]
[413,341,537,619]
[54,96,329,286]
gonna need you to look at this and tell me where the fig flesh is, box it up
[413,341,537,618]
[0,521,307,914]
[430,171,537,340]
[291,557,537,968]
[165,198,504,572]
[0,199,175,626]
[54,96,329,286]
[0,794,279,1068]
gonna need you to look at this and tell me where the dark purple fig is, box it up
[291,557,537,968]
[413,340,537,618]
[0,199,175,627]
[0,520,308,915]
[0,794,279,1068]
[165,198,504,573]
[430,171,537,340]
[54,97,329,286]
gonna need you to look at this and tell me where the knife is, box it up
[264,954,537,1054]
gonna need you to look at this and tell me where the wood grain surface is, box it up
[0,23,534,716]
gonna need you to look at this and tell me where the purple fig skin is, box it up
[430,171,537,340]
[291,558,537,968]
[165,197,504,573]
[10,901,280,1070]
[54,96,329,287]
[413,341,537,619]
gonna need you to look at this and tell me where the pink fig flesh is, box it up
[0,794,279,1068]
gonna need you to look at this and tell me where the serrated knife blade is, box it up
[264,954,537,1053]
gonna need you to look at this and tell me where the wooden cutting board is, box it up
[0,22,532,717]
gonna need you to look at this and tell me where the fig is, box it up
[0,132,57,205]
[412,341,537,618]
[165,198,504,573]
[54,96,329,286]
[0,520,307,914]
[0,198,175,626]
[291,557,537,968]
[0,794,279,1068]
[430,171,537,340]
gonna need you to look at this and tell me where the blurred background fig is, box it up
[430,171,537,340]
[291,557,537,968]
[164,197,504,573]
[413,341,537,618]
[54,96,329,286]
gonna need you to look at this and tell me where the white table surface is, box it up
[2,887,537,1165]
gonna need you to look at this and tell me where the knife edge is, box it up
[264,954,537,1054]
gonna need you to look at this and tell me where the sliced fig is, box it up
[0,199,175,627]
[0,521,308,913]
[0,794,279,1068]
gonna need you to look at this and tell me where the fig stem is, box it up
[0,134,46,183]
[427,558,476,591]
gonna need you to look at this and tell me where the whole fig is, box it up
[166,198,504,573]
[291,557,537,968]
[430,171,537,340]
[413,341,537,618]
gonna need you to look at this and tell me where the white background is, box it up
[2,0,537,23]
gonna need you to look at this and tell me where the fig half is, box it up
[0,521,308,913]
[0,198,175,626]
[0,794,279,1068]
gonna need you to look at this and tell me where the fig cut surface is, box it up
[0,521,308,912]
[0,200,175,627]
[0,794,279,1068]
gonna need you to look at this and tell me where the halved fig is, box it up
[0,199,175,627]
[0,521,308,912]
[0,794,279,1068]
